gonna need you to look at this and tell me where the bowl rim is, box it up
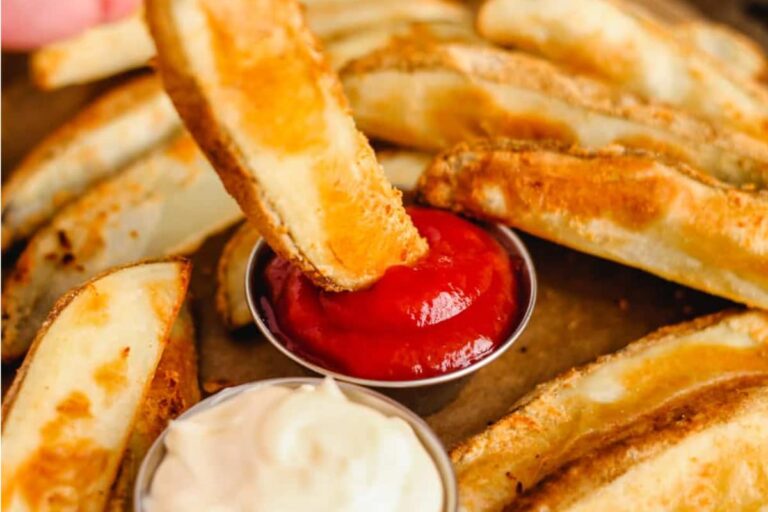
[133,377,458,511]
[245,217,538,388]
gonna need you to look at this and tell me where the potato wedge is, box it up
[452,310,768,511]
[476,0,768,137]
[378,148,433,192]
[307,0,470,40]
[1,259,191,512]
[618,3,768,83]
[146,0,426,291]
[342,42,768,188]
[419,139,768,308]
[215,149,433,329]
[677,20,768,83]
[325,20,478,70]
[105,304,199,511]
[30,12,154,90]
[215,223,261,330]
[620,0,699,23]
[27,0,468,89]
[506,383,768,510]
[1,133,242,362]
[2,75,180,250]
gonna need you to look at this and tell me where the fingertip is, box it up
[1,0,140,50]
[101,0,142,22]
[2,0,93,49]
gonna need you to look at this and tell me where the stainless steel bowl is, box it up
[134,377,458,512]
[245,219,537,395]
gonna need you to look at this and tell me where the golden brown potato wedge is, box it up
[105,304,199,511]
[307,0,470,40]
[324,20,478,70]
[1,259,191,512]
[621,0,699,23]
[342,42,768,188]
[27,0,469,88]
[604,0,768,82]
[452,310,768,511]
[215,223,261,330]
[1,133,242,362]
[506,382,768,510]
[476,0,768,137]
[2,75,180,250]
[419,139,768,308]
[378,148,433,191]
[620,1,767,83]
[30,12,154,90]
[677,21,768,83]
[146,0,426,291]
[214,148,432,329]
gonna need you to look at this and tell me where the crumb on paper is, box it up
[202,379,237,395]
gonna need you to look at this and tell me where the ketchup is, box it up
[261,207,520,380]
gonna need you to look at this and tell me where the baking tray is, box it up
[2,0,765,451]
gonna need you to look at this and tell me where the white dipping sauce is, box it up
[145,378,443,512]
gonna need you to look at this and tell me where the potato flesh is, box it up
[1,260,190,512]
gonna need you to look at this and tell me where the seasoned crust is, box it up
[324,19,480,70]
[341,42,768,188]
[27,0,473,90]
[418,138,768,308]
[307,0,471,41]
[476,0,768,137]
[1,259,191,511]
[450,309,768,511]
[506,379,768,511]
[30,11,154,90]
[146,0,426,291]
[215,222,261,330]
[105,303,199,510]
[1,257,192,424]
[213,150,432,331]
[1,133,241,362]
[676,20,768,83]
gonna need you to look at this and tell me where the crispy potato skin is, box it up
[146,0,426,292]
[1,75,179,250]
[306,0,470,40]
[213,149,433,330]
[451,310,768,511]
[27,0,472,89]
[418,138,768,308]
[1,259,191,512]
[341,42,768,188]
[676,20,768,83]
[215,223,261,330]
[30,12,155,90]
[476,0,768,137]
[105,304,200,511]
[1,133,241,362]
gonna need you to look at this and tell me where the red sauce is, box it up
[261,207,520,380]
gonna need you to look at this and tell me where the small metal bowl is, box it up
[134,377,458,512]
[246,219,537,412]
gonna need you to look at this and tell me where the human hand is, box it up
[2,0,140,50]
